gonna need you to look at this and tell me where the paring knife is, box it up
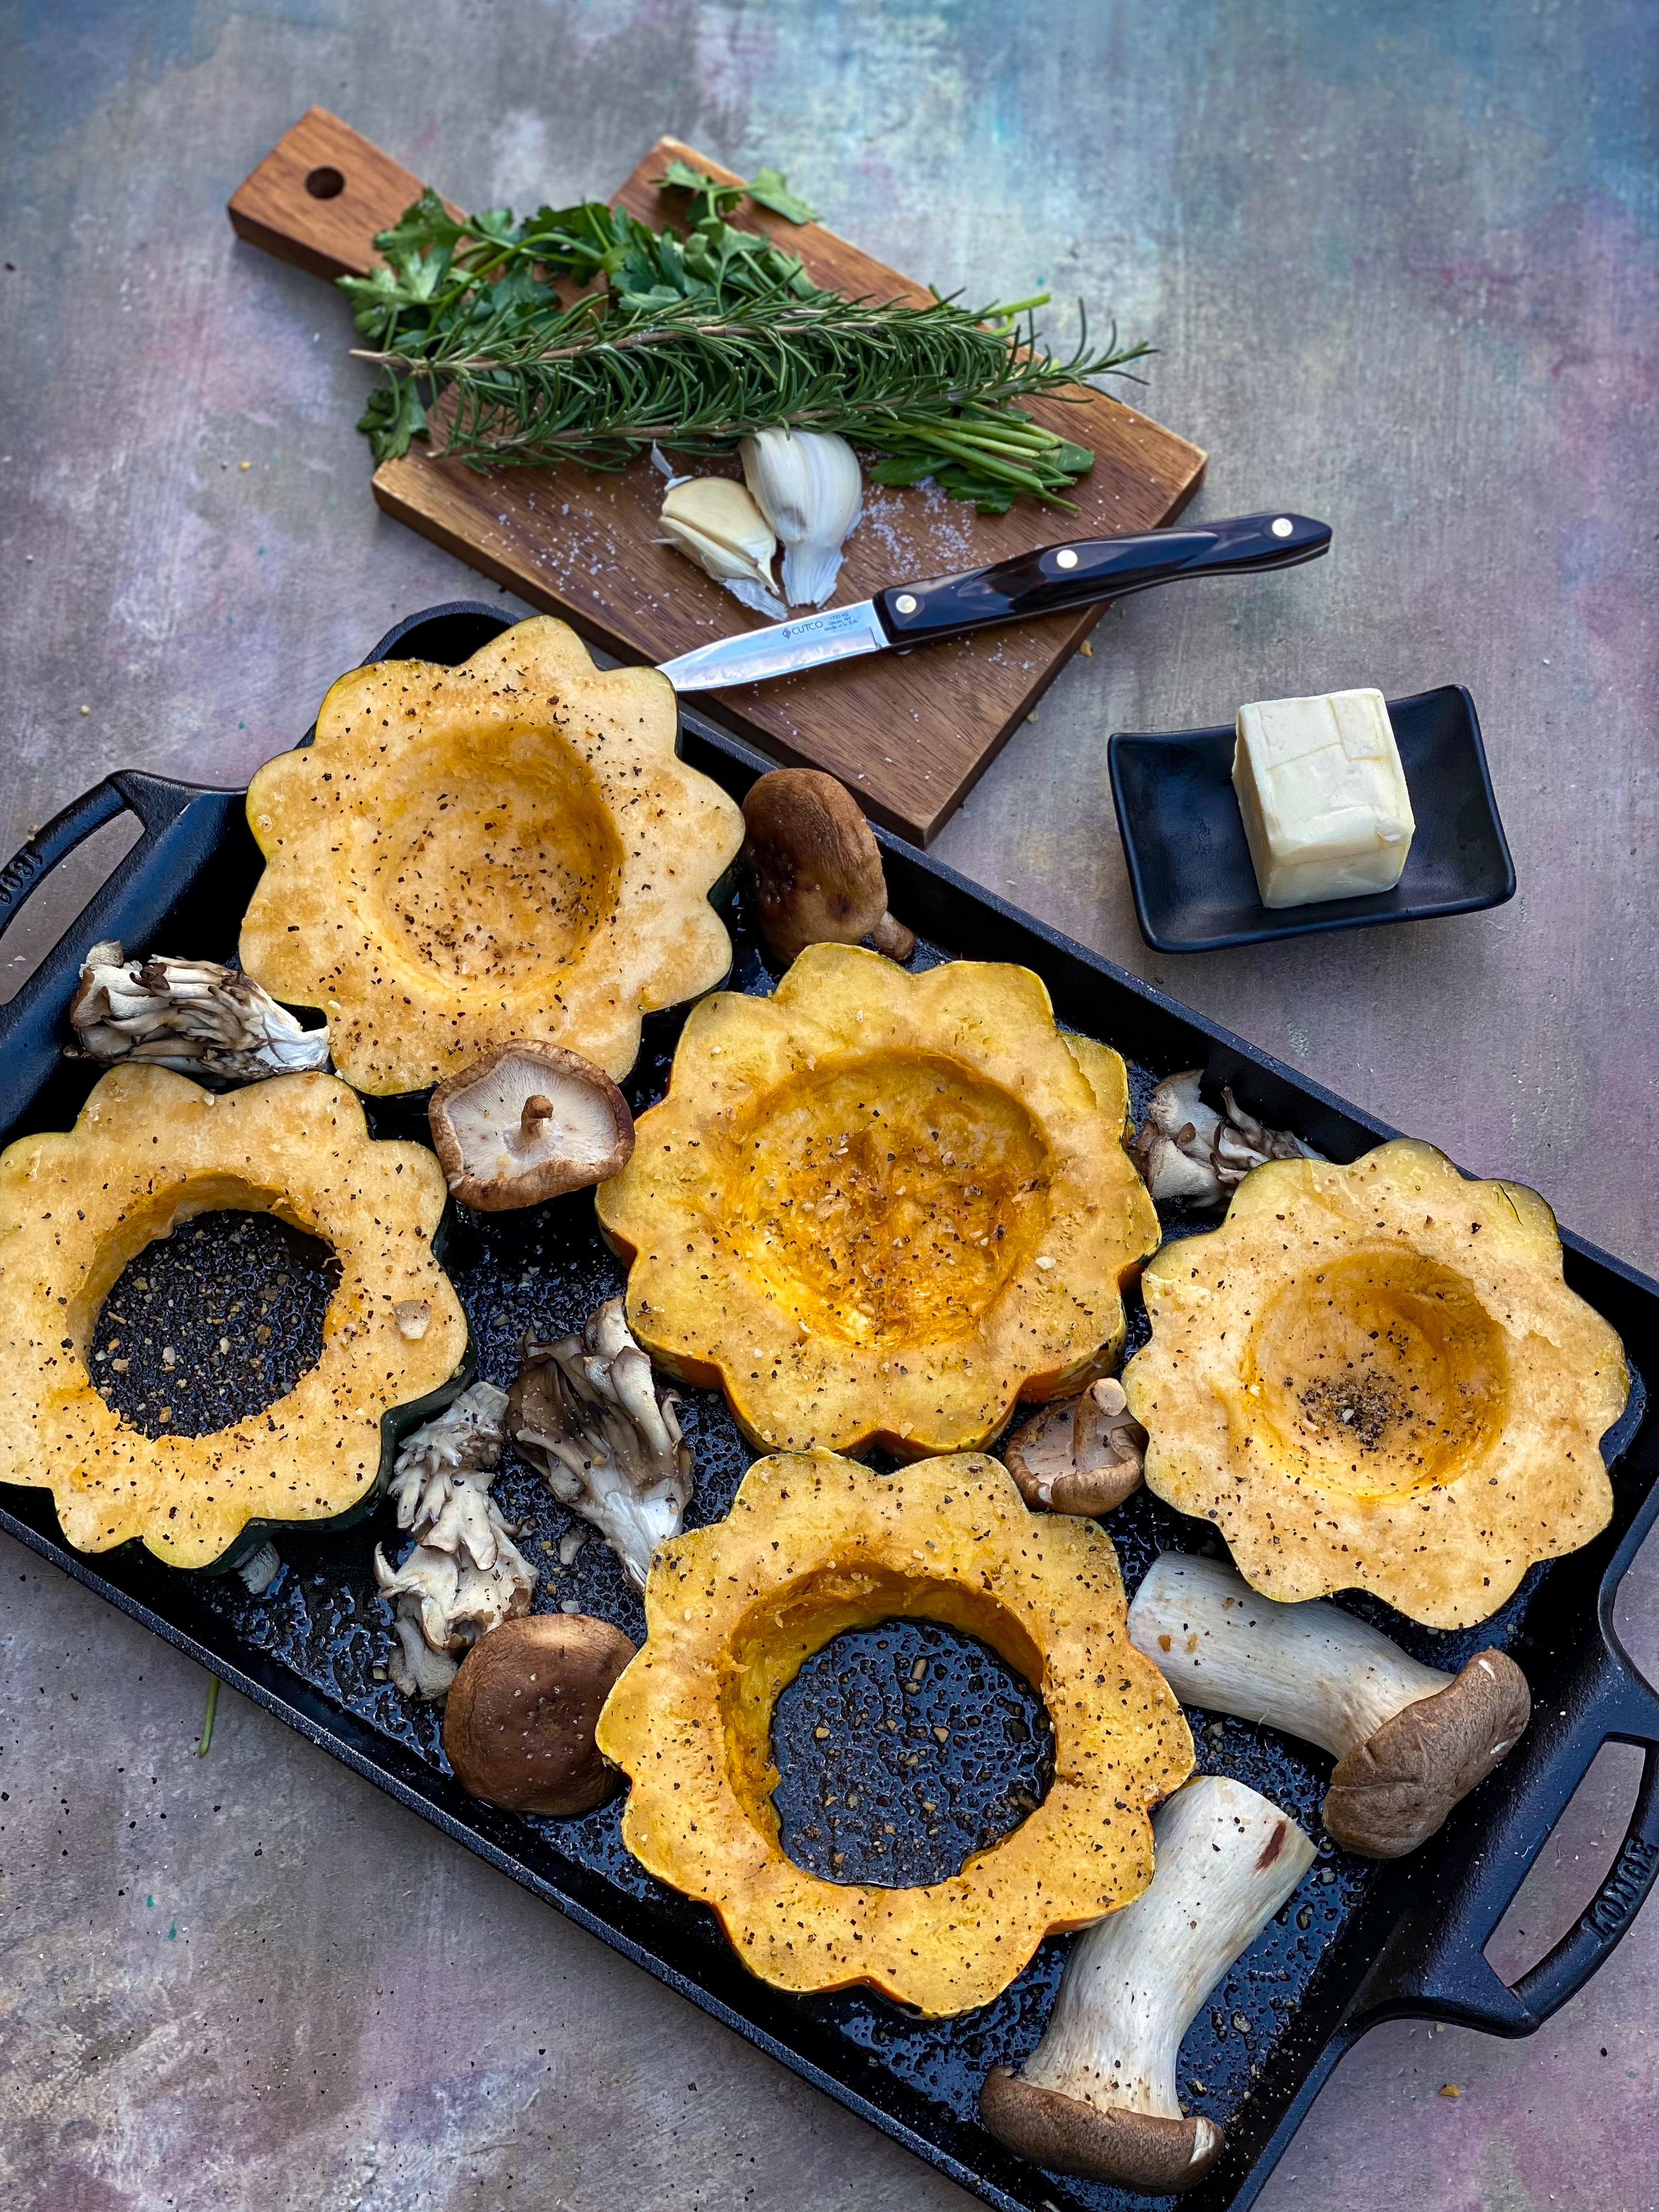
[656,511,1331,692]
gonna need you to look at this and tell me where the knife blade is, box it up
[657,510,1331,693]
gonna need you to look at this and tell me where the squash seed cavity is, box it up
[92,1210,341,1438]
[770,1617,1054,1888]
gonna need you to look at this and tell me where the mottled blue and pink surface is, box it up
[2,3,1657,2208]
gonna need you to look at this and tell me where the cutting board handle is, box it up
[228,107,438,281]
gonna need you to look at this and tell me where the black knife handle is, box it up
[872,511,1332,643]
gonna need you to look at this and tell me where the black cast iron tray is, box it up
[3,603,1657,2212]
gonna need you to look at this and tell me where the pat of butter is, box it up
[1232,687,1415,909]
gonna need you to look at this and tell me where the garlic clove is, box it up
[661,478,779,585]
[658,512,760,584]
[659,476,787,621]
[740,429,863,607]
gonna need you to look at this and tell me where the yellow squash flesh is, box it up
[596,1449,1193,2015]
[1125,1138,1630,1627]
[0,1066,468,1568]
[595,943,1160,1456]
[239,617,744,1093]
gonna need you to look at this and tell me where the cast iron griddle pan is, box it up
[2,604,1657,2212]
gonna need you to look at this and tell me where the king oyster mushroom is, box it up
[1128,1553,1532,1857]
[1130,1069,1321,1207]
[373,1381,538,1700]
[429,1042,634,1211]
[1003,1378,1148,1515]
[68,938,328,1082]
[742,768,916,965]
[981,1775,1316,2192]
[443,1612,637,1815]
[509,1297,694,1592]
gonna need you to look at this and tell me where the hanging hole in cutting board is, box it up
[305,167,345,200]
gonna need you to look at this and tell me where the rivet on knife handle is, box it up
[873,512,1333,643]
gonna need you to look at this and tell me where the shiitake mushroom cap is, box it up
[429,1042,634,1211]
[1004,1379,1147,1515]
[741,768,915,965]
[443,1612,637,1815]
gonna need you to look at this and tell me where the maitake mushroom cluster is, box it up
[509,1299,695,1592]
[69,939,329,1082]
[374,1382,538,1700]
[1131,1070,1320,1207]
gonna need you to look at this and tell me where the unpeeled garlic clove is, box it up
[659,477,785,618]
[740,428,862,606]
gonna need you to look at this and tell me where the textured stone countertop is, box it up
[3,4,1656,2209]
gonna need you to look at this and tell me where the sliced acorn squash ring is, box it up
[238,616,744,1094]
[596,1449,1194,2017]
[1125,1137,1630,1628]
[596,943,1161,1457]
[0,1065,469,1570]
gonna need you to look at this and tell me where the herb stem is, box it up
[882,426,1052,492]
[342,182,1152,512]
[197,1672,219,1758]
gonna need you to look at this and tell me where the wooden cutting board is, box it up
[230,109,1205,842]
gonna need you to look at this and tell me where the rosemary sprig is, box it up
[341,172,1150,512]
[197,1673,219,1758]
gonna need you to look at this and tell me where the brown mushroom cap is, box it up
[980,2069,1224,2194]
[1323,1647,1531,1857]
[1005,1379,1148,1515]
[429,1042,634,1211]
[442,1612,637,1814]
[742,768,916,965]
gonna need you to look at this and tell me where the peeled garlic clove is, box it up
[659,477,785,617]
[740,428,862,607]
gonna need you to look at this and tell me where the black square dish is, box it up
[1108,685,1516,953]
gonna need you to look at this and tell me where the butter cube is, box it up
[1232,687,1415,909]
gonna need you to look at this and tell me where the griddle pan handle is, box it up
[0,779,129,937]
[0,772,247,1139]
[1349,1627,1659,2036]
[0,772,208,945]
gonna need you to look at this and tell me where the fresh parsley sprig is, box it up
[341,165,1149,512]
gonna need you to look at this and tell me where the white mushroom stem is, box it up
[1031,1777,1312,2111]
[373,1381,537,1700]
[1128,1552,1451,1758]
[234,1539,283,1596]
[985,1778,1314,2188]
[68,939,329,1082]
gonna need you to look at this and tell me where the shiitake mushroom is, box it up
[443,1613,636,1815]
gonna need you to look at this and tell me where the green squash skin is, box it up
[195,1325,477,1579]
